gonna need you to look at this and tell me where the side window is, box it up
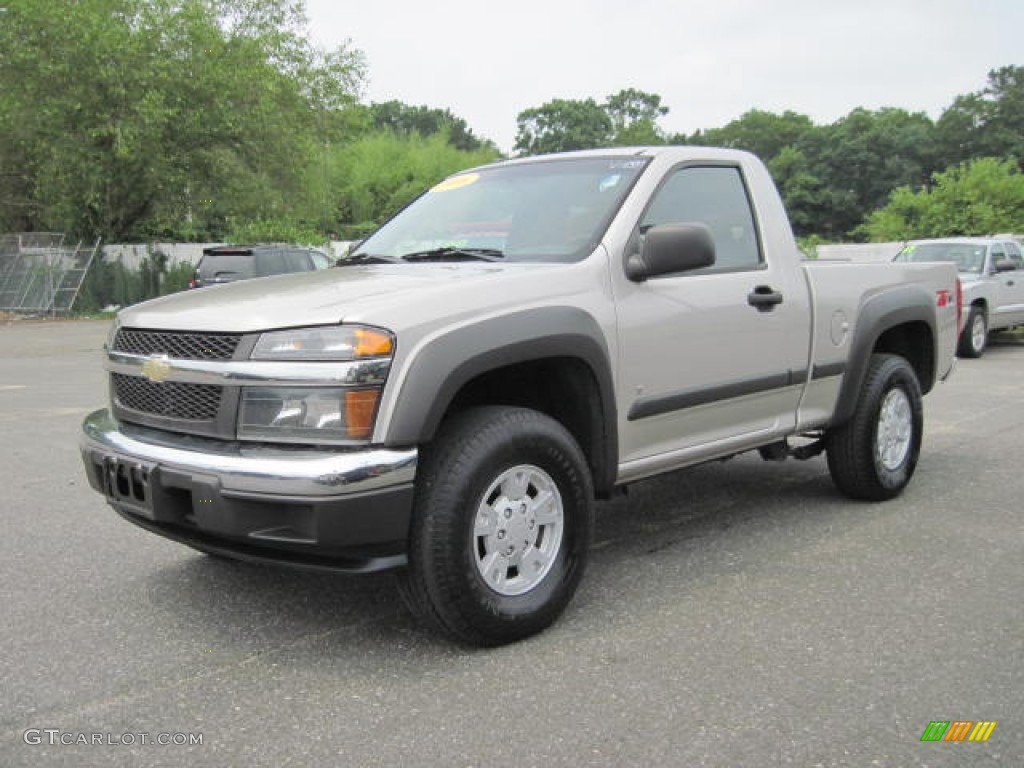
[284,250,315,272]
[990,243,1005,267]
[641,166,762,270]
[255,250,288,276]
[1005,242,1023,269]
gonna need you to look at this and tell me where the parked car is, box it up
[894,237,1024,357]
[188,244,331,288]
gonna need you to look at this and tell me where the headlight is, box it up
[251,326,393,361]
[238,387,380,443]
[240,325,394,444]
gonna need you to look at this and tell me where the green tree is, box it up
[767,146,830,236]
[514,98,613,156]
[0,0,364,241]
[368,101,494,152]
[794,108,938,239]
[859,157,1024,240]
[936,92,988,168]
[514,89,673,155]
[605,88,669,145]
[327,131,499,238]
[936,65,1024,168]
[675,109,815,162]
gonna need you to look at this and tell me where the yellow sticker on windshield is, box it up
[432,173,480,192]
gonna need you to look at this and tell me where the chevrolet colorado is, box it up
[81,147,959,645]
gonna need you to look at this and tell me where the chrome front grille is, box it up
[112,373,222,421]
[112,329,241,360]
[107,327,244,438]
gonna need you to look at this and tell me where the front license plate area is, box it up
[102,457,157,516]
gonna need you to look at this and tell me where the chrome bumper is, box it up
[80,408,416,497]
[80,409,418,571]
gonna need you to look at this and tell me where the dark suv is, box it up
[188,244,331,288]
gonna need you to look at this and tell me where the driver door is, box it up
[614,164,810,474]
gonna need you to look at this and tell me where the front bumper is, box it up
[80,409,417,572]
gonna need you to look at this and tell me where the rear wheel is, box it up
[958,306,987,358]
[826,353,923,501]
[399,407,594,646]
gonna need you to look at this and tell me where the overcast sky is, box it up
[304,0,1023,153]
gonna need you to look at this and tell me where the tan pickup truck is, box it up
[81,147,959,645]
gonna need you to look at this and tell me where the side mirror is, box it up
[993,257,1017,273]
[626,223,716,282]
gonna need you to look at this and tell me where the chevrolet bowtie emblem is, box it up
[141,355,172,383]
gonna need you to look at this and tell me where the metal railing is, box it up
[0,233,101,314]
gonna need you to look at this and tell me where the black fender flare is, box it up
[832,285,937,427]
[383,307,618,494]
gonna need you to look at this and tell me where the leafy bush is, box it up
[222,218,327,247]
[76,249,187,311]
[161,262,195,295]
[860,157,1024,240]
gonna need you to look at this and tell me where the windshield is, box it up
[351,156,650,264]
[894,242,986,274]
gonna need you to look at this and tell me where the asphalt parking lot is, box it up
[1,318,1021,767]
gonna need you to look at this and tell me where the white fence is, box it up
[815,242,904,262]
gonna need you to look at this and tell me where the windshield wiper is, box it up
[400,246,505,263]
[337,253,405,266]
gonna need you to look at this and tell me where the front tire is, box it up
[958,306,988,358]
[400,407,594,646]
[826,353,923,501]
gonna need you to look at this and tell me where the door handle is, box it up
[748,285,784,311]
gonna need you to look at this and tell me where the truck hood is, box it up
[119,262,566,333]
